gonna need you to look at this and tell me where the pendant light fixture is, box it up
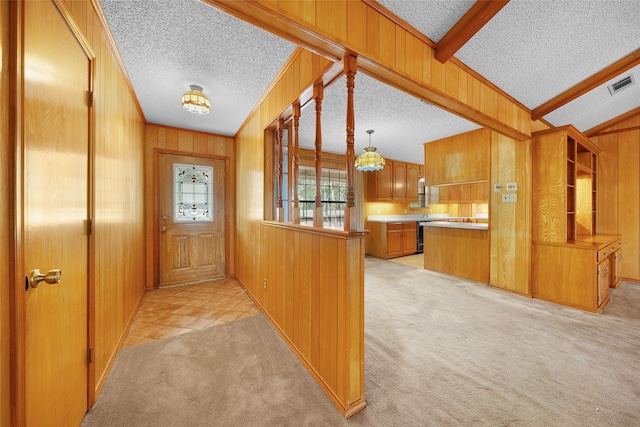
[182,85,211,114]
[355,129,385,171]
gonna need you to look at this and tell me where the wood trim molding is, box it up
[585,106,640,137]
[435,0,509,64]
[590,125,640,138]
[8,1,26,424]
[532,48,640,121]
[151,148,231,289]
[261,221,368,239]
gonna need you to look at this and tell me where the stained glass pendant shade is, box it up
[355,129,385,171]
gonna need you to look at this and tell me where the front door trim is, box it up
[152,148,230,289]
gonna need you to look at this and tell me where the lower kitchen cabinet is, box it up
[365,221,418,259]
[531,235,620,313]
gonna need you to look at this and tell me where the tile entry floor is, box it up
[123,278,261,348]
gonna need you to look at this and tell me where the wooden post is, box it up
[313,83,324,227]
[277,118,284,222]
[292,103,301,224]
[344,54,357,231]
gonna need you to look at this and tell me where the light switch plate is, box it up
[494,183,501,192]
[502,194,517,203]
[506,182,518,191]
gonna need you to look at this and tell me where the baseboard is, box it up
[91,289,145,405]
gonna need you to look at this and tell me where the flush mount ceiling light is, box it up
[182,85,210,114]
[355,129,386,171]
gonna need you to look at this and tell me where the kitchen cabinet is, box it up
[365,221,417,259]
[423,128,490,185]
[366,160,423,202]
[393,162,407,200]
[472,182,489,201]
[458,184,471,202]
[597,257,610,308]
[406,163,420,202]
[373,159,394,201]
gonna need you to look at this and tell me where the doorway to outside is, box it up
[157,153,226,287]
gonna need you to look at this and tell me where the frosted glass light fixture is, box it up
[355,129,385,171]
[181,85,211,114]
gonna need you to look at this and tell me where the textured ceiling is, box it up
[99,0,640,163]
[455,0,640,111]
[297,73,480,160]
[100,0,296,136]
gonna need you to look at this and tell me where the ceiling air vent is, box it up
[607,74,635,95]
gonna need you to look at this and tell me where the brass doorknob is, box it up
[29,269,62,289]
[161,226,167,233]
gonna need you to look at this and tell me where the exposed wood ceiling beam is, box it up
[584,106,640,137]
[532,48,640,121]
[435,0,509,64]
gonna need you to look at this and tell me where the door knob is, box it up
[161,226,167,233]
[29,269,62,289]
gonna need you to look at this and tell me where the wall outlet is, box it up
[502,193,517,203]
[506,182,518,191]
[494,183,501,192]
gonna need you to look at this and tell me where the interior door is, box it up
[159,154,226,287]
[23,0,90,425]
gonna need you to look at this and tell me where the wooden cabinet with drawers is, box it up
[532,235,620,313]
[365,221,418,259]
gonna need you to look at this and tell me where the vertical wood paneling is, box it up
[234,46,364,416]
[365,5,379,59]
[618,128,640,279]
[0,1,11,422]
[316,0,346,41]
[404,32,422,82]
[346,0,366,53]
[144,124,235,289]
[595,134,618,234]
[378,15,395,66]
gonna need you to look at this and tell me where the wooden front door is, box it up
[23,1,90,425]
[159,154,226,287]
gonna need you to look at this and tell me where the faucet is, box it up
[421,213,429,218]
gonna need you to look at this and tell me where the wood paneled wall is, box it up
[208,0,532,141]
[47,0,147,403]
[489,131,532,295]
[144,124,235,288]
[259,223,365,416]
[0,1,11,423]
[593,114,640,280]
[235,48,366,416]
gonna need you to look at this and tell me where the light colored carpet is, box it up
[82,257,640,426]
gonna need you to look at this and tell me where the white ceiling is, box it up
[100,0,640,163]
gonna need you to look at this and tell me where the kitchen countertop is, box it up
[367,214,487,224]
[421,221,489,230]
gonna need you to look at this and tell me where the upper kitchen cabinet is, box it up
[424,128,491,185]
[366,159,423,203]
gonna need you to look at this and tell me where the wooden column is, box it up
[277,118,284,222]
[292,103,301,224]
[344,55,357,231]
[313,83,324,227]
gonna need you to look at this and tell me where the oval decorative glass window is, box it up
[174,163,214,222]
